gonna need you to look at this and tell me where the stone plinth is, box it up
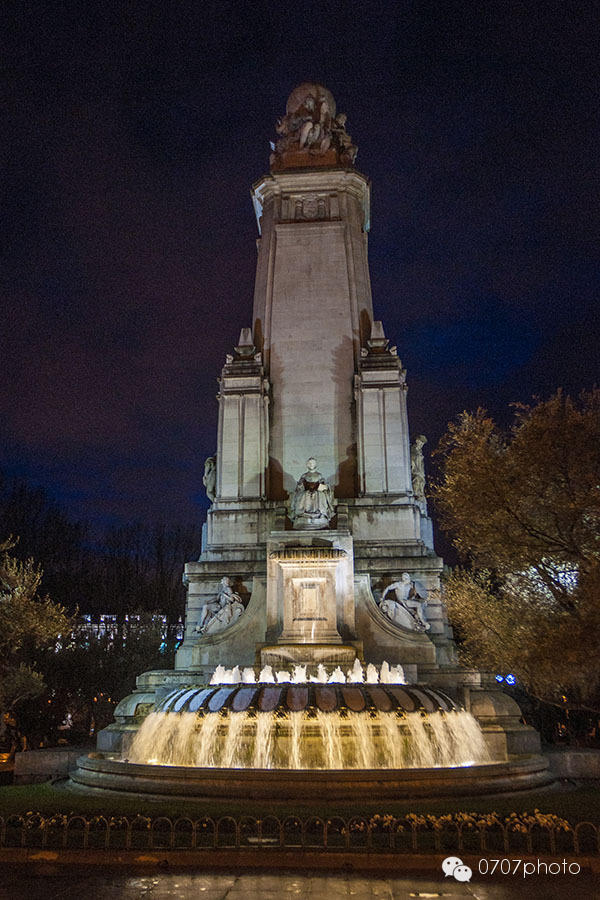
[266,531,356,647]
[546,749,600,779]
[270,147,339,170]
[13,746,90,784]
[260,643,358,669]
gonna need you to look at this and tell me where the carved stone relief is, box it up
[377,573,430,632]
[193,577,246,637]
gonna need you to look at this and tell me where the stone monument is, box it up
[95,83,543,774]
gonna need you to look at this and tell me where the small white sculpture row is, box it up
[210,660,405,686]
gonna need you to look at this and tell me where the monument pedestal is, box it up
[266,530,355,645]
[259,643,359,670]
[93,83,543,781]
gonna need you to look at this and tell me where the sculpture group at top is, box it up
[270,82,358,170]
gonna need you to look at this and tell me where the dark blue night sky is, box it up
[2,1,599,531]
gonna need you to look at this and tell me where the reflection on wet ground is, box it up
[0,867,596,899]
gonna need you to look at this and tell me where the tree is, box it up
[432,389,600,726]
[0,539,70,756]
[0,472,201,622]
[0,478,90,611]
[93,521,201,623]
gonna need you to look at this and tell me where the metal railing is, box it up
[0,813,598,855]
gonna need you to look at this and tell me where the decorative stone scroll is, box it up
[270,82,358,171]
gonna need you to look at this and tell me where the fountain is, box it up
[72,83,551,800]
[126,664,490,770]
[75,654,549,798]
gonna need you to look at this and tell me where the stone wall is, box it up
[13,746,90,784]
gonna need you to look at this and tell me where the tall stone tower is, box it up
[175,82,455,680]
[97,84,543,769]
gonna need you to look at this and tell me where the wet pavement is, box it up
[0,868,597,899]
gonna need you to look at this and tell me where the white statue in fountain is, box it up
[290,457,335,529]
[380,572,430,632]
[194,577,245,636]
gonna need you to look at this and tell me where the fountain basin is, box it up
[76,680,552,799]
[71,753,553,800]
[158,683,459,715]
[125,683,489,770]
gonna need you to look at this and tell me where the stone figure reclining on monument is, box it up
[193,577,245,636]
[379,572,430,632]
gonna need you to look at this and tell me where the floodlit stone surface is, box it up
[88,84,543,793]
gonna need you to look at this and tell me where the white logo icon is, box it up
[442,856,473,882]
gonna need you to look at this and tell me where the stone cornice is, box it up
[269,547,347,561]
[253,168,370,194]
[251,169,371,233]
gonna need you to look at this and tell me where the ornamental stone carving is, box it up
[270,83,358,171]
[410,434,427,502]
[290,457,335,530]
[193,577,245,636]
[302,196,319,219]
[379,573,430,632]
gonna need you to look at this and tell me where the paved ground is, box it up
[0,868,597,899]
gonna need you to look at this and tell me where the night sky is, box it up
[2,2,599,533]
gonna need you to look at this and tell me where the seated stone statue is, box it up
[380,573,430,632]
[290,457,334,529]
[194,577,244,636]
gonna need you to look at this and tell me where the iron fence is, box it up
[0,813,598,855]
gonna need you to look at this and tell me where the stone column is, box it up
[216,335,269,501]
[354,324,412,495]
[251,170,374,499]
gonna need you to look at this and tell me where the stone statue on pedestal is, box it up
[270,82,357,169]
[203,455,216,502]
[290,457,335,529]
[194,577,244,636]
[410,434,427,502]
[380,572,429,632]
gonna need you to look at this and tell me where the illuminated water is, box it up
[125,662,490,770]
[128,706,489,770]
